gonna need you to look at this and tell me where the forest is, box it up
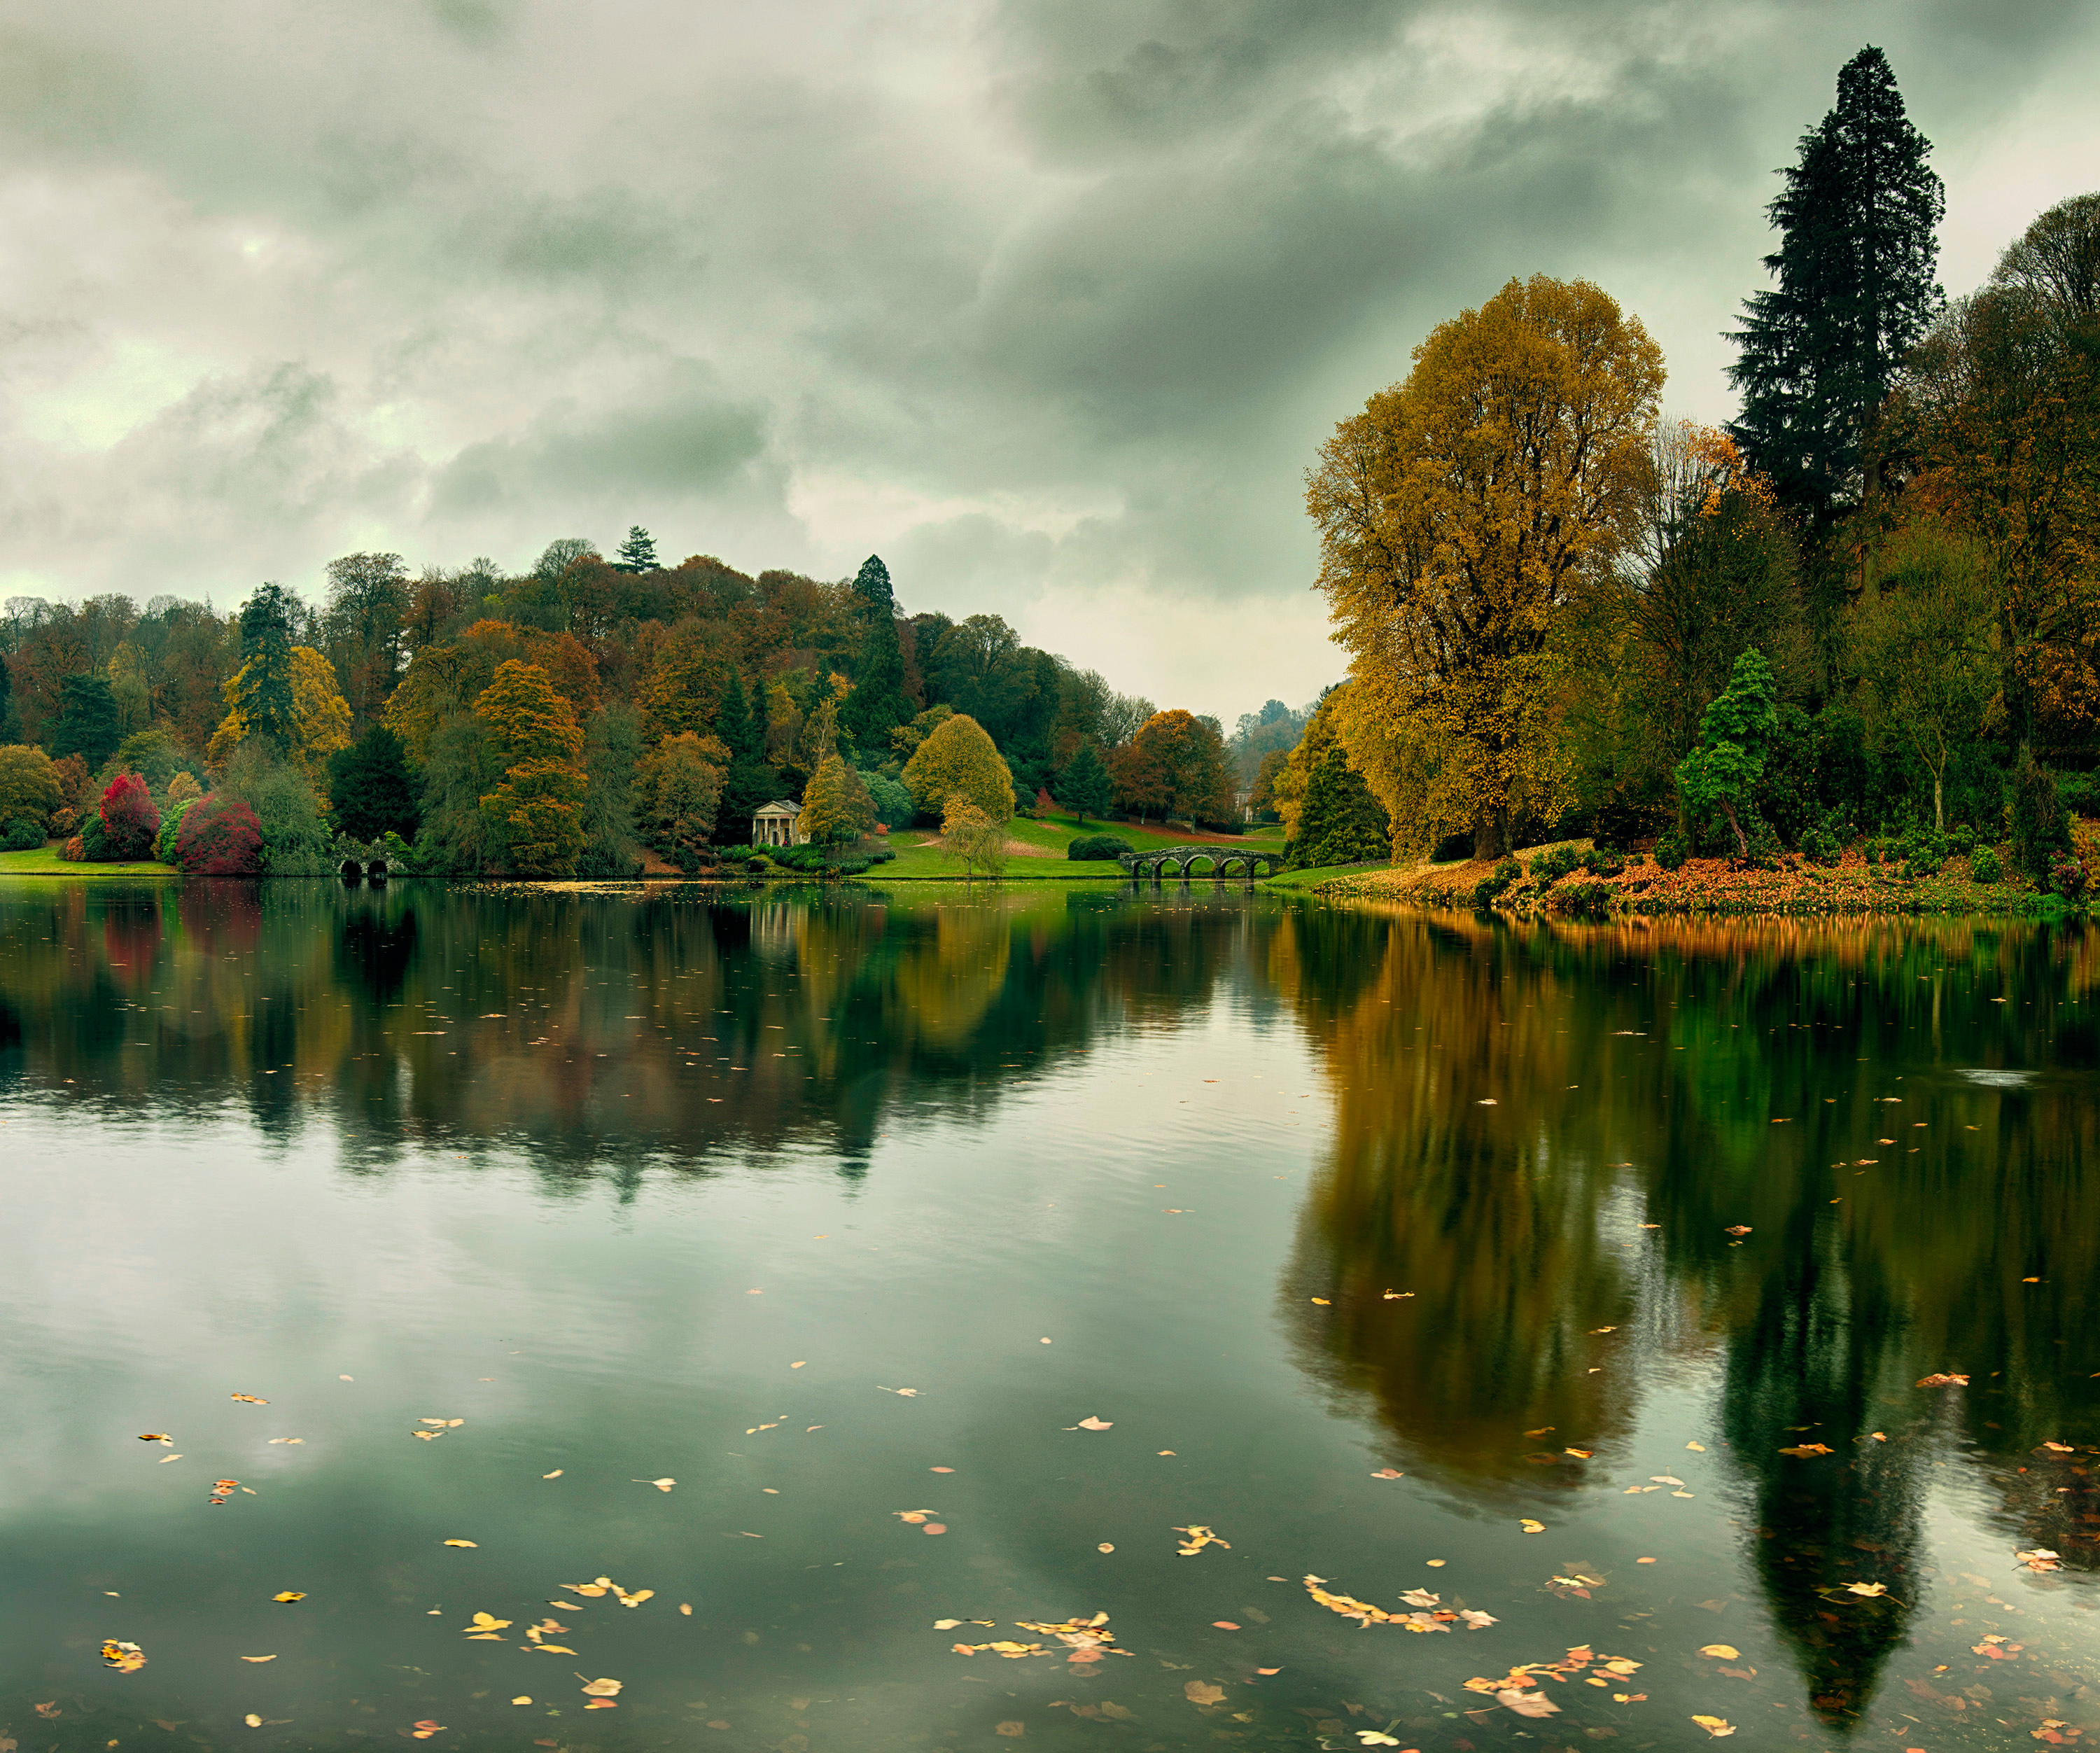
[0,526,1310,876]
[8,48,2091,886]
[1292,47,2100,889]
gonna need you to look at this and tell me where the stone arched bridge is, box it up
[1119,845,1279,880]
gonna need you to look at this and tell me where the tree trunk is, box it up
[1933,772,1945,833]
[1721,798,1747,859]
[1472,805,1509,862]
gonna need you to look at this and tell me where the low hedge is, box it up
[1068,834,1134,861]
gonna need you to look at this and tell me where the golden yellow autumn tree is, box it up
[473,659,588,876]
[1306,275,1664,856]
[207,646,353,785]
[902,712,1014,823]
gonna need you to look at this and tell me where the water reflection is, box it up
[1284,908,2100,1725]
[5,886,2099,1742]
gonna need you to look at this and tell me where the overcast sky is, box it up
[1,1,2095,720]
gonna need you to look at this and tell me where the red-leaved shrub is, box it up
[175,793,264,875]
[99,773,161,861]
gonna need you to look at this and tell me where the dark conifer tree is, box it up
[328,725,421,843]
[841,554,911,749]
[49,673,120,767]
[1058,742,1112,824]
[0,645,19,743]
[234,583,300,750]
[1727,46,1944,515]
[1284,746,1390,869]
[615,526,660,573]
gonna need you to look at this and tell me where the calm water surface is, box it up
[1,883,2096,1753]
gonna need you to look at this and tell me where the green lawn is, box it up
[0,844,178,876]
[862,811,1286,880]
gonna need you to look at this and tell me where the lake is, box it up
[1,882,2095,1753]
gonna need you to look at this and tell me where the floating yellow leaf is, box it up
[678,1603,692,1616]
[101,1640,147,1672]
[1519,1519,1545,1533]
[1691,1715,1735,1738]
[463,1613,512,1632]
[239,1656,276,1664]
[1699,1645,1740,1660]
[137,1433,172,1444]
[271,1592,306,1603]
[1844,1582,1889,1597]
[1778,1444,1833,1458]
[442,1539,477,1548]
[636,1478,676,1491]
[542,1470,563,1479]
[230,1394,269,1405]
[244,1715,262,1728]
[510,1697,532,1705]
[580,1677,623,1697]
[1184,1681,1226,1707]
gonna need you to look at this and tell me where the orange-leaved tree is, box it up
[474,659,588,875]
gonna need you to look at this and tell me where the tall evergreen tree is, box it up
[327,724,421,844]
[841,554,911,748]
[717,665,760,764]
[1727,47,1944,515]
[1058,741,1112,824]
[234,583,300,751]
[0,645,20,743]
[49,673,121,767]
[615,526,660,573]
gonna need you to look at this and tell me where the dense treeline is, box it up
[1297,46,2100,889]
[0,533,1312,874]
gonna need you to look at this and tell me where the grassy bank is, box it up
[0,844,179,877]
[1318,836,2074,916]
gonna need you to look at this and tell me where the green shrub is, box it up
[2050,853,2090,900]
[1581,845,1626,878]
[1,816,43,851]
[1799,820,1842,866]
[1553,879,1614,916]
[156,797,197,863]
[1528,843,1585,884]
[1654,830,1689,871]
[1969,844,2002,884]
[1068,834,1133,861]
[2013,748,2073,884]
[1472,855,1522,909]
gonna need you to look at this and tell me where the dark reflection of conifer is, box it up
[1274,907,2100,1730]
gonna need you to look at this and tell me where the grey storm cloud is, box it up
[0,0,2095,714]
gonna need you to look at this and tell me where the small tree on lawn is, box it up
[1674,648,1778,858]
[799,753,876,846]
[1059,742,1112,825]
[943,797,1007,879]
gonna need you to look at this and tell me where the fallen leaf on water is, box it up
[35,1702,62,1719]
[1498,1689,1559,1719]
[271,1592,306,1603]
[542,1470,563,1479]
[923,1523,947,1536]
[2017,1549,2063,1572]
[101,1640,147,1672]
[678,1603,692,1615]
[239,1656,276,1664]
[1564,1448,1594,1459]
[636,1478,676,1491]
[2041,1442,2075,1453]
[1651,1474,1684,1486]
[1212,1621,1240,1630]
[1723,1226,1751,1237]
[879,1387,921,1397]
[1070,1416,1112,1431]
[895,1510,938,1524]
[463,1612,512,1633]
[1400,1588,1441,1607]
[158,1453,183,1462]
[1357,1734,1400,1747]
[1184,1681,1226,1707]
[442,1539,477,1548]
[244,1716,262,1728]
[580,1679,623,1698]
[138,1433,172,1444]
[1686,1441,1706,1451]
[230,1394,269,1405]
[1460,1609,1497,1628]
[1779,1444,1834,1458]
[511,1696,532,1705]
[1691,1714,1735,1737]
[1843,1582,1889,1598]
[995,1724,1025,1739]
[1700,1645,1740,1660]
[1917,1372,1969,1388]
[1370,1467,1404,1479]
[1256,1666,1282,1675]
[1519,1519,1545,1533]
[931,1466,955,1473]
[1175,1525,1230,1556]
[1097,1543,1114,1553]
[408,1721,444,1740]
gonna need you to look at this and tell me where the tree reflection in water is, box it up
[1280,907,2100,1726]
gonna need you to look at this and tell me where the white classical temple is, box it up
[750,800,808,846]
